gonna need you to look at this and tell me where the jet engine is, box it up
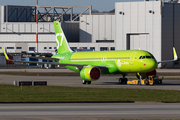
[80,66,101,81]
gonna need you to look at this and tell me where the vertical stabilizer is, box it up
[54,21,73,54]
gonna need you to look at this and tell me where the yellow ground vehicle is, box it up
[147,76,162,85]
[127,76,162,85]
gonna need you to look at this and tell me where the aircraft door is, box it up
[130,52,137,65]
[101,56,106,63]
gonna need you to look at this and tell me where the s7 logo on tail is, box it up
[56,33,64,49]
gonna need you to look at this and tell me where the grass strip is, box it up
[0,85,180,103]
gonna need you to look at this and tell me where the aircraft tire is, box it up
[87,81,91,84]
[82,80,87,84]
[119,78,123,84]
[124,78,128,84]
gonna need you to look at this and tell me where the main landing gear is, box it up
[119,74,128,84]
[82,80,91,85]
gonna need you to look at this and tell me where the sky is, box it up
[0,0,169,12]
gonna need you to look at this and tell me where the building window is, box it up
[70,47,77,51]
[29,47,36,51]
[54,47,57,49]
[44,47,47,49]
[71,47,77,49]
[100,47,108,51]
[110,47,115,51]
[96,40,114,43]
[90,47,95,51]
[49,47,52,49]
[7,47,14,49]
[79,47,87,49]
[16,47,22,49]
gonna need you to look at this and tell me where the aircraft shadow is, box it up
[162,83,180,86]
[101,82,121,85]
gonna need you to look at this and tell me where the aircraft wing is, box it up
[2,47,107,69]
[157,47,178,64]
[22,55,59,61]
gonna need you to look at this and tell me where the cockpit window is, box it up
[139,55,155,59]
[146,56,151,59]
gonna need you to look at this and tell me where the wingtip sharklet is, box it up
[173,47,178,60]
[2,47,9,60]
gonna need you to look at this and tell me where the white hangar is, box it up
[0,0,180,68]
[80,0,180,68]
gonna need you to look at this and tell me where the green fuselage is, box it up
[52,50,158,74]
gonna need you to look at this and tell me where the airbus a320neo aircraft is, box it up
[2,21,178,84]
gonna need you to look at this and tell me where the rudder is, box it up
[54,21,73,54]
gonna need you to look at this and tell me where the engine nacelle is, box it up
[80,66,101,81]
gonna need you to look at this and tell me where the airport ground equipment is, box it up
[127,76,162,85]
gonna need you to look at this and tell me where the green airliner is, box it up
[2,21,178,85]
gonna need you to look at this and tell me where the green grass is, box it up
[0,85,180,103]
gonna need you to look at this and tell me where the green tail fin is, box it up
[54,21,73,54]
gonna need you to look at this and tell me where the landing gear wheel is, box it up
[119,78,123,84]
[119,78,128,84]
[87,81,91,84]
[124,78,128,84]
[159,80,162,84]
[82,80,87,84]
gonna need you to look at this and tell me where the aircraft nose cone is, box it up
[144,60,158,72]
[148,60,158,71]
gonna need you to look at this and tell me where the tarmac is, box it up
[0,103,180,119]
[0,68,180,119]
[0,68,180,73]
[0,69,180,90]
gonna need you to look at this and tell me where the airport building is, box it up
[0,0,180,68]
